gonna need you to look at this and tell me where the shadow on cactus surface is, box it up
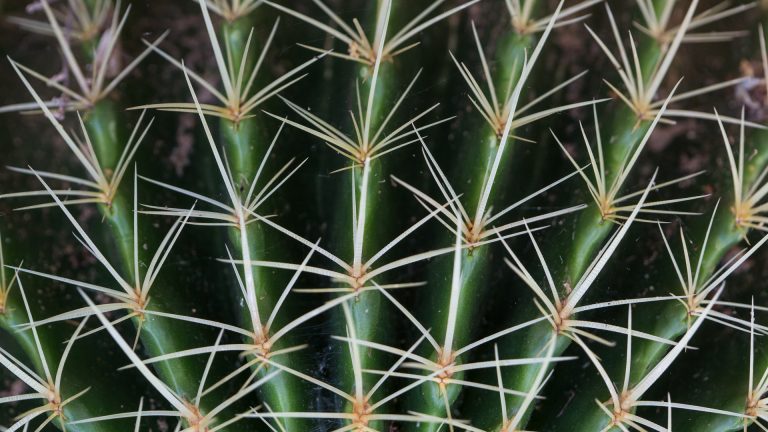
[3,0,768,430]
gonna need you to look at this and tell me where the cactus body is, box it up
[3,1,768,432]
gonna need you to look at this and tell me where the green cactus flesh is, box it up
[2,1,768,431]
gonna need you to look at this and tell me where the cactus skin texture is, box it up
[5,0,768,431]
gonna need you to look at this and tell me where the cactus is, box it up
[2,0,768,431]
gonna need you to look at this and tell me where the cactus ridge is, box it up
[2,1,768,431]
